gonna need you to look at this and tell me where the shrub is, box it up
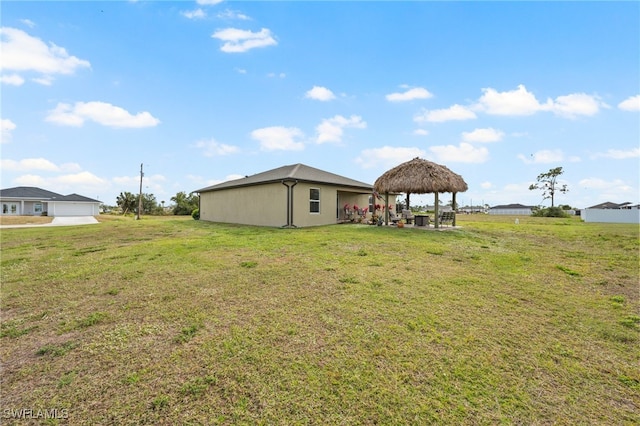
[531,206,569,218]
[191,208,200,220]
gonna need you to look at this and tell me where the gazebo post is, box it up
[434,192,440,228]
[385,192,389,226]
[406,193,410,212]
[452,192,457,227]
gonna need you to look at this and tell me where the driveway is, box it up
[0,216,99,229]
[51,216,99,226]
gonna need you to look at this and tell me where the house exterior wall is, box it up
[488,208,532,215]
[199,183,288,227]
[582,208,640,224]
[1,199,48,216]
[199,182,372,227]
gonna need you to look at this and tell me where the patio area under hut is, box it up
[374,157,468,228]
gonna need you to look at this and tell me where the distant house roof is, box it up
[490,203,535,209]
[0,186,100,203]
[587,201,631,209]
[196,163,373,193]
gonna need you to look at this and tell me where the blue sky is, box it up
[2,1,639,208]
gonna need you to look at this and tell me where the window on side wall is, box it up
[35,203,43,213]
[310,188,320,213]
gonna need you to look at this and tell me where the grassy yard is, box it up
[1,215,638,424]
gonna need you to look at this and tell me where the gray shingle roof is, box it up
[490,203,535,209]
[0,186,100,202]
[196,163,373,193]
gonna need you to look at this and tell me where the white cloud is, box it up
[112,173,166,195]
[579,178,635,197]
[46,101,160,128]
[461,127,504,143]
[413,129,429,136]
[305,86,336,101]
[1,119,16,143]
[477,84,547,116]
[211,28,277,53]
[592,147,640,160]
[0,27,90,84]
[251,126,305,151]
[386,87,433,102]
[618,95,640,112]
[32,75,53,86]
[476,85,605,118]
[217,10,251,20]
[517,149,564,164]
[480,181,493,189]
[429,142,489,163]
[193,138,239,157]
[20,19,36,28]
[1,157,83,172]
[181,9,206,19]
[549,93,605,118]
[315,115,366,144]
[13,171,108,193]
[267,72,286,78]
[0,74,25,86]
[414,104,477,123]
[355,146,426,170]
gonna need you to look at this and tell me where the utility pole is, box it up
[137,163,144,220]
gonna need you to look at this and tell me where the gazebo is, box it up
[373,157,468,228]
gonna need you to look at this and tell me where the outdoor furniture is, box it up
[388,210,401,224]
[414,214,430,227]
[402,209,415,224]
[439,211,455,226]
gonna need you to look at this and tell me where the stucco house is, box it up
[0,187,101,217]
[488,203,535,215]
[195,163,375,227]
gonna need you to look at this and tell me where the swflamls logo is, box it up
[2,408,69,419]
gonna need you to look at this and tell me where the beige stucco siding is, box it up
[199,183,287,227]
[200,181,372,227]
[292,183,371,227]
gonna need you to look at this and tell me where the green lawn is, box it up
[1,215,638,424]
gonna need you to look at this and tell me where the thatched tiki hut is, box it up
[374,157,468,228]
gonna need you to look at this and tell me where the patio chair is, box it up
[388,210,401,225]
[439,211,455,226]
[402,209,415,224]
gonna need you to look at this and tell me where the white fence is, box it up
[582,209,640,224]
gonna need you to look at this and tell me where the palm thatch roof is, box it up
[373,157,468,194]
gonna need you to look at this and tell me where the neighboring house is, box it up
[0,187,101,217]
[582,201,640,224]
[195,163,374,227]
[488,203,535,215]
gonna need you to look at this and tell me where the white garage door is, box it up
[51,202,96,216]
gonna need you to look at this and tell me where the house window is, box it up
[369,195,374,213]
[10,204,17,214]
[310,188,320,213]
[2,204,7,214]
[34,203,43,213]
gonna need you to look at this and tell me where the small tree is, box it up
[116,191,137,215]
[171,191,199,215]
[529,166,568,207]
